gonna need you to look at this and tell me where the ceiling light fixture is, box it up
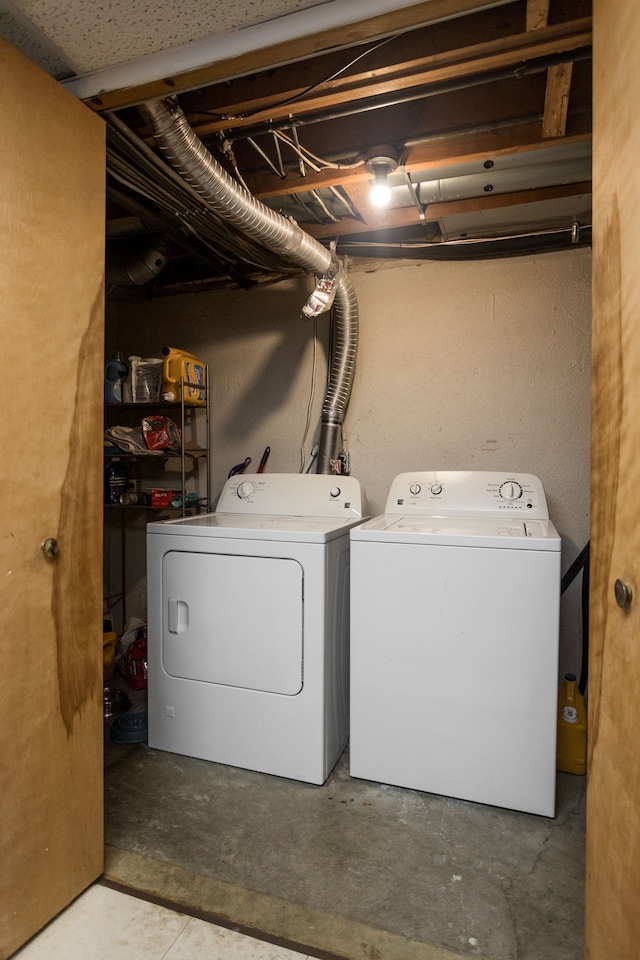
[365,147,398,207]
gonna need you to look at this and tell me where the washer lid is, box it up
[350,515,560,550]
[147,511,366,543]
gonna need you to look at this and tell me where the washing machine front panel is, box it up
[162,550,303,695]
[349,470,561,816]
[350,538,560,816]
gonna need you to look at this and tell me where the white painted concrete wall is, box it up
[108,246,591,680]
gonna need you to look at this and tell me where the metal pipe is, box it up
[139,96,358,473]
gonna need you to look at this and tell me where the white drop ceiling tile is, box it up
[13,0,330,72]
[0,6,75,77]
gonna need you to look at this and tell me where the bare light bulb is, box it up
[370,177,392,207]
[365,150,398,208]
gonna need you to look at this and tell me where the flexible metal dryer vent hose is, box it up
[138,97,358,474]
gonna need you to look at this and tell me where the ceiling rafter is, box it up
[84,0,520,112]
[526,0,576,138]
[167,17,591,143]
[100,0,592,294]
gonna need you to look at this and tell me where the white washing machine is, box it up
[146,473,367,785]
[349,471,561,817]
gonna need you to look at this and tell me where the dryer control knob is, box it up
[330,487,341,498]
[409,483,422,495]
[237,481,255,499]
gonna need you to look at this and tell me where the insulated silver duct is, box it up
[139,97,358,474]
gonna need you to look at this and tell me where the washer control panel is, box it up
[385,471,549,519]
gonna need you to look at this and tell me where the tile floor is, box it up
[12,883,308,960]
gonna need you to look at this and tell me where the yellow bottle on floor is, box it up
[556,672,587,775]
[162,346,207,405]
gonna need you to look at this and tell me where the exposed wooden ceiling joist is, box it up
[100,0,592,295]
[85,0,519,112]
[174,16,590,142]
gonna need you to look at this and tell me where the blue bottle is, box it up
[105,351,128,403]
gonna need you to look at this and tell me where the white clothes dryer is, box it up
[349,471,561,816]
[147,473,367,785]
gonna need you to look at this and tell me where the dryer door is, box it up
[161,551,303,695]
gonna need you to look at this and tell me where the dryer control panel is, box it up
[384,471,550,519]
[217,473,367,519]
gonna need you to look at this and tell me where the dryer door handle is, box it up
[168,596,189,634]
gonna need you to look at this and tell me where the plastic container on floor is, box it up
[557,672,587,775]
[110,711,148,744]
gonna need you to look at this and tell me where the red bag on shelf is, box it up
[142,416,181,451]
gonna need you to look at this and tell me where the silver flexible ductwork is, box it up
[138,97,358,474]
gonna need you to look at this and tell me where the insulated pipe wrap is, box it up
[139,98,358,473]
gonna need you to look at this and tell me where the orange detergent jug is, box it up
[556,673,587,775]
[162,346,207,405]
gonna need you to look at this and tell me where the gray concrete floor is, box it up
[103,723,585,960]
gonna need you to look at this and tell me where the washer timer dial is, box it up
[237,481,256,499]
[409,483,422,495]
[499,480,523,501]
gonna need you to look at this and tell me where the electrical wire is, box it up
[310,190,340,223]
[271,129,365,171]
[231,127,365,195]
[189,34,399,123]
[220,138,251,191]
[328,185,360,219]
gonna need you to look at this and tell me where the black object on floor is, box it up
[110,711,148,744]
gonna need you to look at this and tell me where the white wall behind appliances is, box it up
[109,246,591,680]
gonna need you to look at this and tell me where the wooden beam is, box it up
[526,0,574,140]
[526,0,550,31]
[179,18,591,140]
[542,62,574,137]
[403,124,591,175]
[84,1,547,113]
